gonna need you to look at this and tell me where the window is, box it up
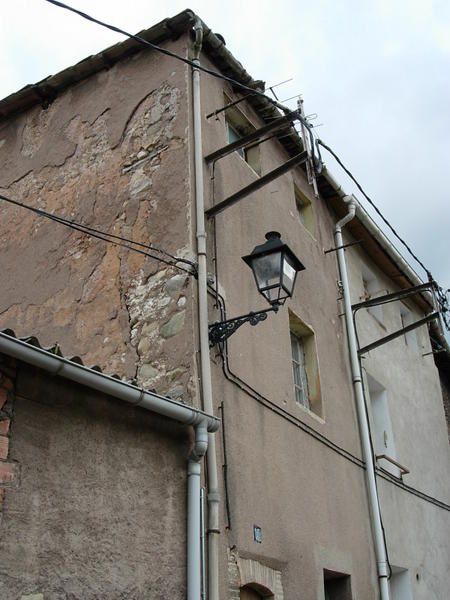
[289,312,322,416]
[361,267,383,323]
[399,304,417,349]
[294,185,315,236]
[224,95,261,175]
[291,332,310,409]
[227,122,245,159]
[323,570,352,600]
[366,374,400,477]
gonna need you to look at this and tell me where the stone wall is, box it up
[0,38,197,403]
[0,355,16,523]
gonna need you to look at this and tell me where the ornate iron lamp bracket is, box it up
[209,306,278,347]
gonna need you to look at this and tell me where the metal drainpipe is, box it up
[192,17,221,600]
[188,421,209,600]
[335,195,391,600]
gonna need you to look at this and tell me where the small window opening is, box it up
[291,332,310,409]
[294,185,315,236]
[323,569,352,600]
[289,312,322,416]
[366,374,400,477]
[224,94,261,175]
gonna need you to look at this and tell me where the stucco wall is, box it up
[344,238,450,598]
[0,36,197,402]
[198,53,380,599]
[0,361,189,599]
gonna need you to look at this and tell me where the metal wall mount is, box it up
[209,307,277,347]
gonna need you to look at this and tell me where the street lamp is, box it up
[209,232,305,346]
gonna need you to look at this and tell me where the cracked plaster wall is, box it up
[0,38,198,402]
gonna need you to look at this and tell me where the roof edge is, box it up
[0,330,219,432]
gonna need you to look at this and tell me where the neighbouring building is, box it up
[0,10,449,600]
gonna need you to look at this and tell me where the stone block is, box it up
[160,312,185,338]
[0,462,15,484]
[165,274,188,297]
[0,436,9,460]
[0,388,8,410]
[0,419,10,435]
[138,365,159,380]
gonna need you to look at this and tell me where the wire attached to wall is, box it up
[0,193,195,275]
[317,139,450,330]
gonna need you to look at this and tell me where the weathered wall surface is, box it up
[0,37,197,402]
[345,240,450,597]
[199,53,378,599]
[0,362,189,599]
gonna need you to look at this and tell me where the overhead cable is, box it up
[317,139,450,329]
[0,193,195,275]
[317,139,431,278]
[43,1,306,122]
[43,1,318,175]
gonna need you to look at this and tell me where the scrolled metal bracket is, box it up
[208,306,277,347]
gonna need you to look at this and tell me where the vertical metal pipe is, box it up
[335,197,391,600]
[200,487,206,600]
[187,459,202,600]
[192,18,221,600]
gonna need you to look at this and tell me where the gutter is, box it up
[0,331,219,432]
[334,197,391,600]
[321,166,450,359]
[191,18,221,600]
[0,330,219,600]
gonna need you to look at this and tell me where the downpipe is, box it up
[192,18,221,600]
[335,196,391,600]
[188,421,209,600]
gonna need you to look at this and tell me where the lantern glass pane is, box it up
[251,252,282,296]
[282,255,297,296]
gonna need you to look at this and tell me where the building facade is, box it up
[0,10,449,600]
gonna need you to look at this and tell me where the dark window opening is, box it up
[324,569,352,600]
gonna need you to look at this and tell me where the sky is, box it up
[1,0,449,292]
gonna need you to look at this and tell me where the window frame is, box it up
[294,185,316,237]
[289,311,322,417]
[223,94,261,176]
[291,332,310,410]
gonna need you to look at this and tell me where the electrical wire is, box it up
[0,193,195,275]
[43,1,307,122]
[43,2,319,185]
[317,139,431,278]
[42,1,447,322]
[317,139,450,330]
[209,285,450,512]
[208,285,365,467]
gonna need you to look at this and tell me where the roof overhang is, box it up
[0,330,219,432]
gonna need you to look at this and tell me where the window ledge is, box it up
[295,401,325,424]
[376,454,410,479]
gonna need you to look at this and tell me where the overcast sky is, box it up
[1,0,449,290]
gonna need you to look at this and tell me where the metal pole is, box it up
[192,18,221,600]
[187,460,202,600]
[335,197,391,600]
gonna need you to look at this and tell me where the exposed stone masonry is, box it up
[0,60,195,402]
[0,356,17,525]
